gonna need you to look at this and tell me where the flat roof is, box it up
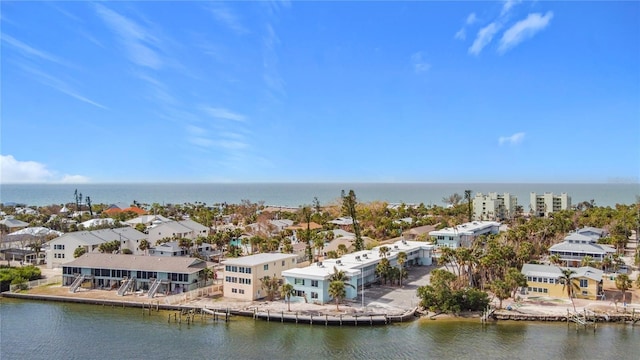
[429,221,500,236]
[222,252,297,266]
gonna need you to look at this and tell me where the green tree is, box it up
[260,276,280,301]
[615,274,633,305]
[505,268,527,299]
[491,280,511,309]
[281,283,295,311]
[139,239,150,255]
[558,268,579,312]
[74,247,87,258]
[341,190,363,251]
[397,251,407,286]
[329,280,347,311]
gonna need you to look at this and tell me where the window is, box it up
[311,292,318,299]
[295,290,305,297]
[294,278,304,285]
[232,288,238,293]
[246,267,252,274]
[582,290,588,296]
[239,289,245,294]
[311,280,318,287]
[580,279,588,288]
[264,264,269,271]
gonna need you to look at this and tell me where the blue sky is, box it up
[1,1,639,184]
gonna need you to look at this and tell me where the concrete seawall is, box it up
[1,292,418,326]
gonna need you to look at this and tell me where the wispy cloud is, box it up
[501,0,522,17]
[19,64,108,109]
[262,23,286,100]
[208,4,249,35]
[0,155,89,183]
[201,106,246,122]
[94,4,163,70]
[467,13,478,25]
[469,22,501,55]
[1,33,71,67]
[410,52,431,73]
[498,12,554,54]
[454,12,478,41]
[498,132,525,145]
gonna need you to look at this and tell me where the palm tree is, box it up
[558,268,579,312]
[581,255,595,268]
[281,283,295,311]
[549,254,562,266]
[337,244,348,256]
[615,274,633,306]
[397,251,407,286]
[139,239,150,255]
[328,267,355,310]
[260,276,280,301]
[329,280,347,311]
[378,246,390,259]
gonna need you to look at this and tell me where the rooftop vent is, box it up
[355,256,361,261]
[336,260,342,265]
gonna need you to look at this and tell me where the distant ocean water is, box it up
[0,183,638,209]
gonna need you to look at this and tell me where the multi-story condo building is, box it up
[530,192,571,217]
[473,192,518,221]
[282,239,434,304]
[222,253,298,300]
[428,221,501,249]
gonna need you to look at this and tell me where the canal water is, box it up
[1,298,637,360]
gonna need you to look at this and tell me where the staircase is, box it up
[117,277,135,296]
[147,278,161,298]
[69,274,86,293]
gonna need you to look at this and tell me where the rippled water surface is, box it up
[1,299,638,360]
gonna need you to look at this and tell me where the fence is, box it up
[10,275,62,292]
[163,284,224,305]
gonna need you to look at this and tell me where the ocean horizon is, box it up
[1,182,638,209]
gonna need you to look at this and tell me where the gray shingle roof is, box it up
[65,253,206,274]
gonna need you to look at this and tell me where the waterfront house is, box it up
[222,253,298,300]
[62,253,210,296]
[548,232,615,267]
[520,264,603,300]
[45,227,147,268]
[282,240,435,304]
[428,221,500,249]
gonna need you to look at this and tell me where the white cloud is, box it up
[1,33,71,67]
[94,4,163,70]
[501,0,522,17]
[468,22,501,55]
[201,106,246,122]
[498,12,554,54]
[0,155,89,183]
[410,52,431,73]
[498,132,525,145]
[18,65,107,109]
[454,28,466,40]
[60,175,90,184]
[466,13,478,25]
[209,4,248,34]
